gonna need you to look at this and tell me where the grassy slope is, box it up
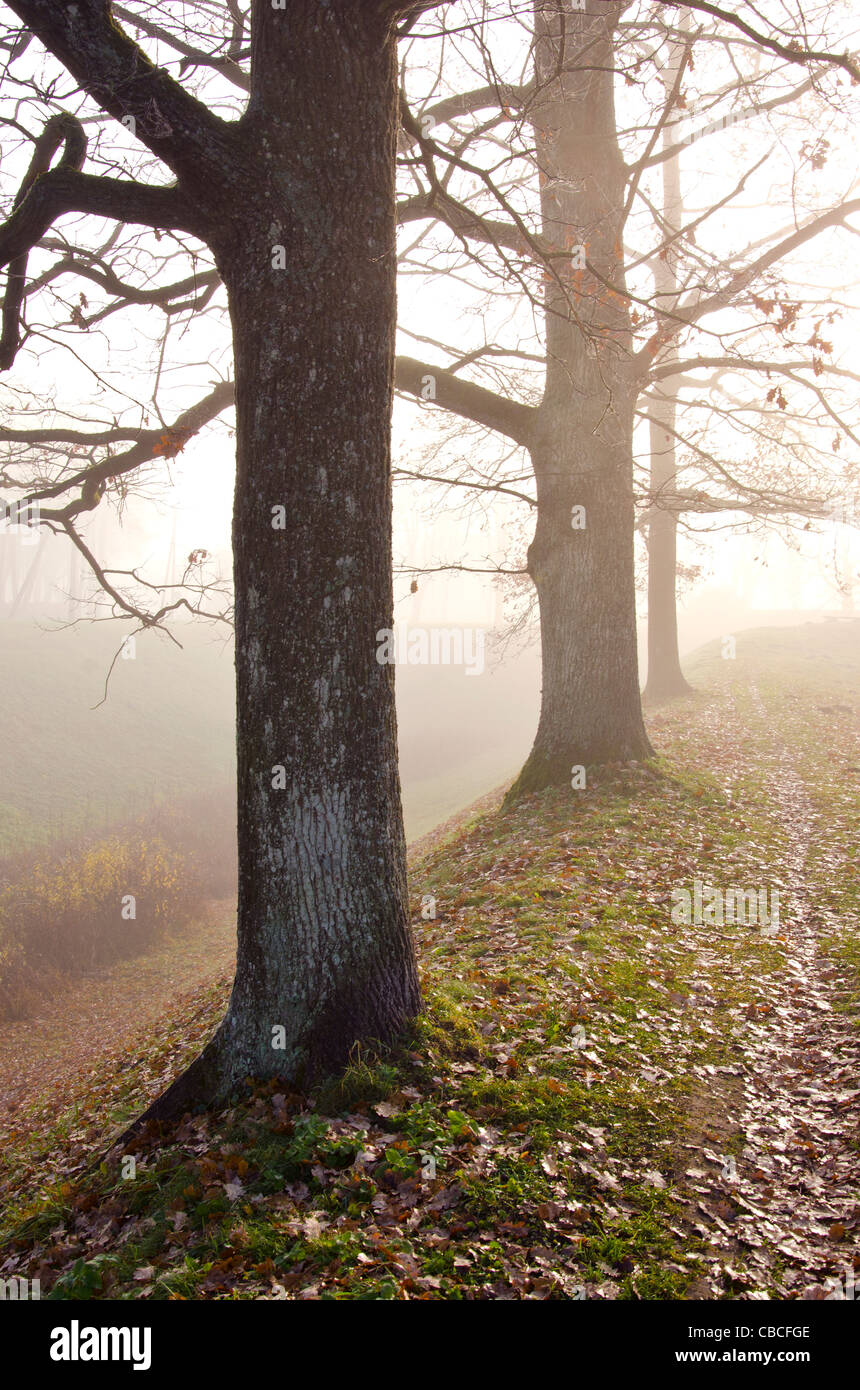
[0,619,857,1300]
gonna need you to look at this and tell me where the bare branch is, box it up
[395,354,536,446]
[4,0,238,180]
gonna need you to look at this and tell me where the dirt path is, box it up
[671,685,860,1299]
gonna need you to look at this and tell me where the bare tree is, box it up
[0,0,474,1123]
[639,6,860,697]
[393,0,859,775]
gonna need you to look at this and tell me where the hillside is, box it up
[0,619,857,1300]
[0,618,539,855]
[0,622,236,856]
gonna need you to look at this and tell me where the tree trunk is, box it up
[644,402,693,701]
[509,416,652,798]
[643,22,693,703]
[508,0,651,800]
[143,2,420,1122]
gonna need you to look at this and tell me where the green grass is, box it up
[0,618,857,1299]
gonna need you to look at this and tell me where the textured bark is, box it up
[507,0,651,800]
[1,1,430,1136]
[509,423,651,798]
[137,3,421,1121]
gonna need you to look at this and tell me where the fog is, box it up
[1,0,859,1325]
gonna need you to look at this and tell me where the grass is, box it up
[0,618,857,1300]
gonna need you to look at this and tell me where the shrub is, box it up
[0,832,199,1020]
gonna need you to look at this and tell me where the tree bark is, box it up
[509,420,652,797]
[144,1,420,1121]
[507,0,651,799]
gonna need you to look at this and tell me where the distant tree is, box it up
[399,0,655,794]
[393,0,859,778]
[638,9,860,698]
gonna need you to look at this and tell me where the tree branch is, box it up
[395,355,536,447]
[0,169,193,273]
[632,196,860,360]
[653,2,860,83]
[21,380,235,508]
[0,111,87,367]
[4,0,237,180]
[0,160,194,369]
[112,3,251,93]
